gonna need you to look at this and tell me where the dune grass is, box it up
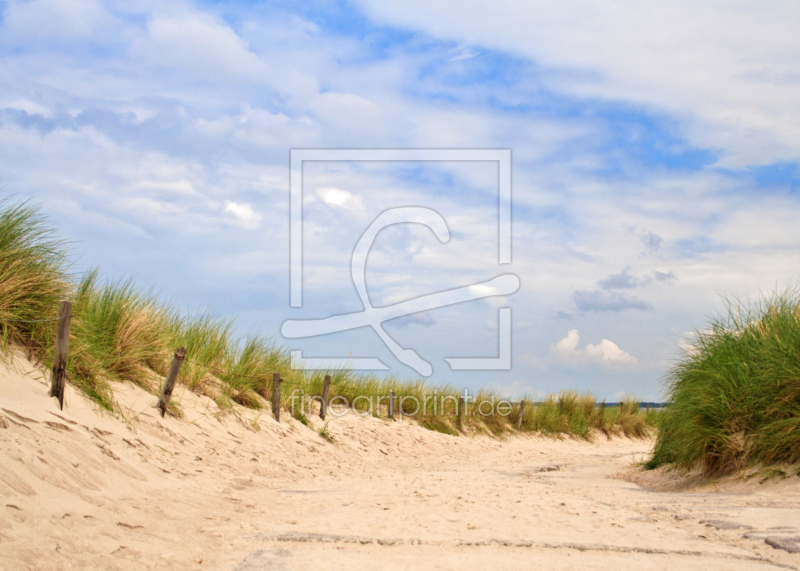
[0,199,69,351]
[0,197,656,439]
[63,271,173,409]
[515,391,652,439]
[647,291,800,475]
[169,312,235,392]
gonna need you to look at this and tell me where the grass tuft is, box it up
[318,422,334,443]
[0,199,69,353]
[647,289,800,475]
[418,415,459,436]
[169,312,234,394]
[66,270,171,403]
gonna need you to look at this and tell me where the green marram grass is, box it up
[0,197,656,438]
[0,199,70,351]
[516,391,652,439]
[65,271,173,409]
[647,291,800,475]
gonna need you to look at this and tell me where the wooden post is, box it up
[516,399,525,429]
[272,372,282,422]
[320,374,331,420]
[458,396,465,421]
[646,403,650,413]
[49,300,73,410]
[157,347,186,418]
[388,390,395,420]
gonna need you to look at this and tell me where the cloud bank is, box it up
[549,330,638,368]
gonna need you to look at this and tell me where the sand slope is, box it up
[1,353,799,570]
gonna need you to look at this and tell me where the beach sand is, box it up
[1,353,798,570]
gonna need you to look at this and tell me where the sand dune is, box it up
[1,353,798,570]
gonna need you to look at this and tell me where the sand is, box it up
[1,353,799,570]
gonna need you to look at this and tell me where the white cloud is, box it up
[584,338,637,365]
[354,0,800,166]
[3,0,111,41]
[315,187,364,209]
[552,329,581,354]
[549,329,638,368]
[131,13,269,82]
[224,201,261,229]
[0,99,51,115]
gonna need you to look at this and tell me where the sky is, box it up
[1,0,799,401]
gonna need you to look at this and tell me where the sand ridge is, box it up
[1,353,799,570]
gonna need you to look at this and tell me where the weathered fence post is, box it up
[49,300,73,410]
[272,372,282,422]
[320,374,331,420]
[646,403,650,413]
[458,396,465,422]
[388,390,395,420]
[516,399,525,429]
[157,347,186,418]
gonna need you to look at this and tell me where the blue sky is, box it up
[2,0,800,400]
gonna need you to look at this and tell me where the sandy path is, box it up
[1,354,799,570]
